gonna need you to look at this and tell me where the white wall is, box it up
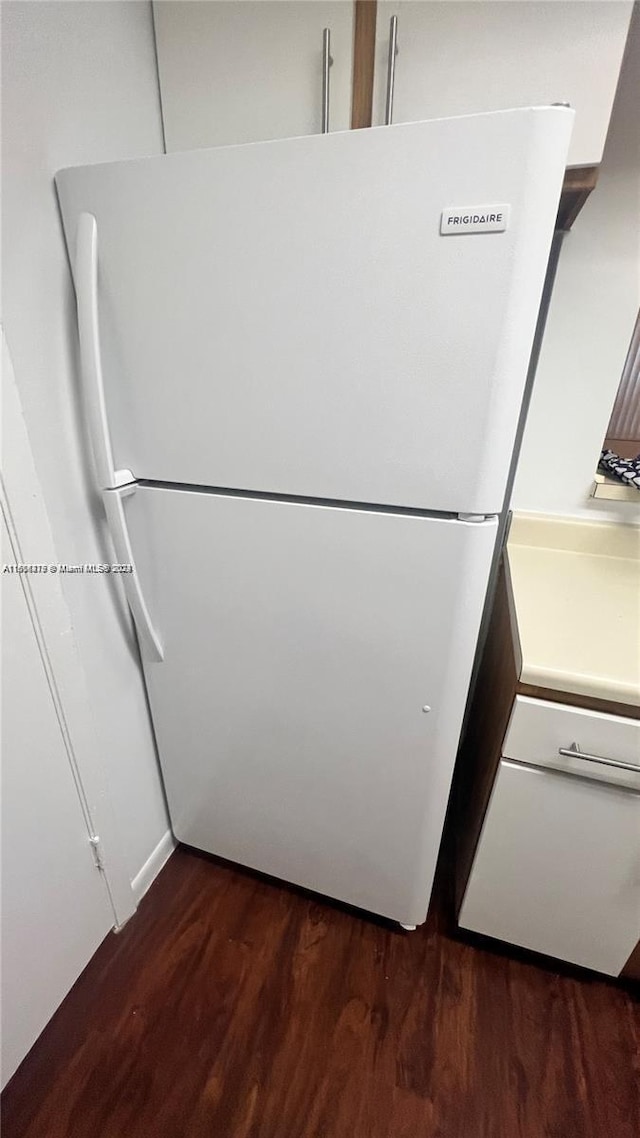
[512,5,640,521]
[1,1,170,884]
[1,507,114,1088]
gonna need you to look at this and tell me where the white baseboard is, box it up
[130,829,176,905]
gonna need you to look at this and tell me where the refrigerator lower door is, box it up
[128,486,497,925]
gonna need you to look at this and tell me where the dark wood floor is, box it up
[3,847,639,1138]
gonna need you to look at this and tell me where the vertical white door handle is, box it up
[75,213,162,661]
[102,488,163,662]
[75,212,131,491]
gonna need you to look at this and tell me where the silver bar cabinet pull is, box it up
[322,28,333,134]
[558,742,640,775]
[385,15,399,126]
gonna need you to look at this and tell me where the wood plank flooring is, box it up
[3,847,639,1138]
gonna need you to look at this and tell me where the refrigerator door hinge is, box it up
[112,468,136,492]
[89,835,106,871]
[457,513,495,523]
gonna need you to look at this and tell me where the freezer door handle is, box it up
[75,212,131,492]
[102,487,163,662]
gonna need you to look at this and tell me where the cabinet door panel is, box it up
[459,759,640,975]
[154,1,354,150]
[373,1,632,165]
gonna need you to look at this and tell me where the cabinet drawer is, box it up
[459,759,640,975]
[502,696,640,790]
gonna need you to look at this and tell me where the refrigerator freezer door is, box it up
[127,485,497,925]
[57,108,572,514]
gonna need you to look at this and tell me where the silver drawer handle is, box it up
[559,742,640,775]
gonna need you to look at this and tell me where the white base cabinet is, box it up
[459,757,640,976]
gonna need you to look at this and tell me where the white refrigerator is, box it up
[56,107,572,927]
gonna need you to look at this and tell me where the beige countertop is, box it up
[506,513,640,707]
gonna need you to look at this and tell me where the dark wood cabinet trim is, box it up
[556,165,599,230]
[351,1,377,129]
[453,563,518,913]
[620,939,640,982]
[516,680,640,721]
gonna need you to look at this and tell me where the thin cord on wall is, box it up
[150,1,168,155]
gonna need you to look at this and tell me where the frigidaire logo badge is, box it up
[440,205,510,235]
